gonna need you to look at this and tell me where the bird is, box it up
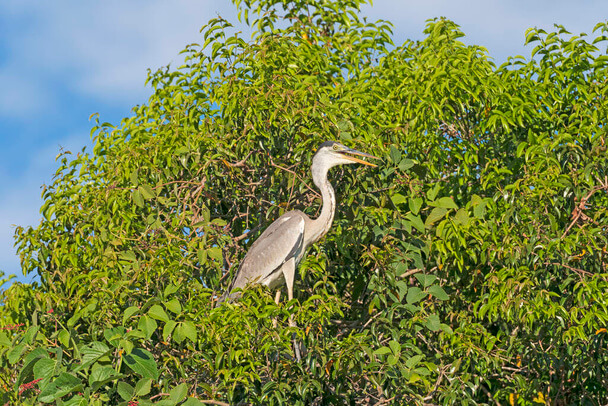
[217,141,379,307]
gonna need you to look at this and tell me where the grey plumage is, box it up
[217,141,379,306]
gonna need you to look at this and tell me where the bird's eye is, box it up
[333,144,339,150]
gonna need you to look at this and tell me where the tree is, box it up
[1,0,607,404]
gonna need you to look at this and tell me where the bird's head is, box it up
[313,141,380,170]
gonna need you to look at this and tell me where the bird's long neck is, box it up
[308,163,336,245]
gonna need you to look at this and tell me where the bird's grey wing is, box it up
[230,211,306,290]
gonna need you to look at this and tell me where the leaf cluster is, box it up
[1,1,608,404]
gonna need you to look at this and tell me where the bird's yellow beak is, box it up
[340,148,381,167]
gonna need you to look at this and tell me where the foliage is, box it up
[2,0,608,404]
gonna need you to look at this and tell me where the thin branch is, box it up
[423,365,446,402]
[397,268,424,279]
[562,183,608,238]
[149,393,170,400]
[199,400,230,406]
[545,262,593,277]
[269,157,321,197]
[222,150,254,168]
[359,310,382,331]
[479,383,502,406]
[233,225,261,242]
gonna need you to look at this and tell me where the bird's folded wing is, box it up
[233,211,305,287]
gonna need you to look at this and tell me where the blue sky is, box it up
[1,0,607,286]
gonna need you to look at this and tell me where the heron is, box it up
[217,141,379,307]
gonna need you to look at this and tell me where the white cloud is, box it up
[2,0,606,116]
[1,0,239,112]
[361,0,608,63]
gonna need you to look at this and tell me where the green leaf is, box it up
[104,326,126,347]
[123,348,159,380]
[61,394,86,406]
[428,285,449,301]
[169,383,189,403]
[415,273,437,288]
[120,250,137,262]
[389,145,402,163]
[425,314,441,331]
[391,193,407,206]
[89,366,121,389]
[173,322,193,344]
[0,331,11,347]
[183,398,206,406]
[208,246,223,262]
[139,184,156,200]
[117,381,134,401]
[399,158,415,171]
[430,196,458,210]
[406,287,427,304]
[165,298,182,314]
[180,321,198,342]
[164,284,180,297]
[132,190,144,208]
[135,378,153,396]
[408,197,422,215]
[453,208,470,226]
[197,248,207,264]
[427,183,440,201]
[22,325,39,344]
[406,213,425,233]
[163,320,177,342]
[34,358,56,381]
[138,315,158,340]
[77,341,111,371]
[388,340,401,355]
[471,195,487,218]
[130,169,139,186]
[58,329,71,347]
[148,304,170,322]
[17,348,49,386]
[38,373,82,403]
[425,207,447,227]
[406,355,424,369]
[8,342,27,365]
[373,346,391,356]
[120,338,134,355]
[122,306,140,324]
[440,323,454,334]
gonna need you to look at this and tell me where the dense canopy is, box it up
[1,0,608,404]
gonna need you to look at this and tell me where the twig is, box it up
[269,157,320,197]
[376,396,396,405]
[423,365,446,402]
[479,383,502,406]
[233,225,261,242]
[360,311,382,331]
[397,268,424,279]
[397,266,437,280]
[222,150,254,168]
[502,366,525,373]
[545,262,592,277]
[149,393,170,400]
[219,268,233,283]
[562,182,608,238]
[199,400,230,406]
